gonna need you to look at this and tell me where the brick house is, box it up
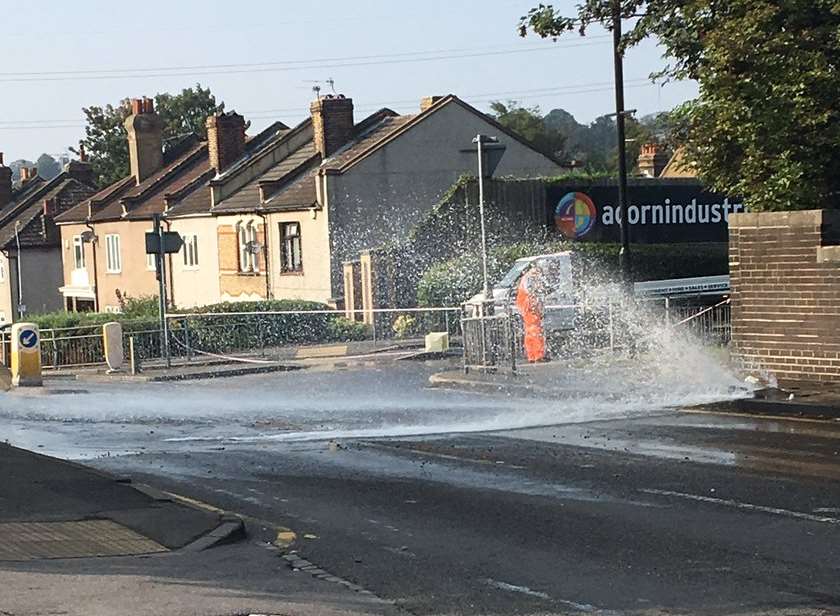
[0,155,96,321]
[165,94,564,307]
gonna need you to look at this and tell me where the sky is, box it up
[0,0,697,163]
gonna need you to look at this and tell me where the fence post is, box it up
[258,315,266,357]
[664,296,671,327]
[509,313,517,374]
[129,336,139,375]
[372,313,377,348]
[183,318,192,363]
[608,300,615,352]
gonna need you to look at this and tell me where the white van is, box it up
[464,252,576,332]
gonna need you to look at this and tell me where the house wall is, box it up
[730,209,840,383]
[216,214,267,302]
[0,252,13,323]
[267,209,332,303]
[59,221,158,312]
[326,101,563,294]
[168,216,221,309]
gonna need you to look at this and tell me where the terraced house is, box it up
[0,155,96,322]
[57,93,562,312]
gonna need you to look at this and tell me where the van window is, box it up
[495,260,531,289]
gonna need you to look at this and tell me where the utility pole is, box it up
[612,1,631,288]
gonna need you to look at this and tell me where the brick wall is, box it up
[730,209,840,382]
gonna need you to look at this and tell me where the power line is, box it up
[0,39,611,84]
[0,82,658,131]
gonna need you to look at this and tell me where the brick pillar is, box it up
[310,95,354,158]
[730,209,840,383]
[207,112,246,174]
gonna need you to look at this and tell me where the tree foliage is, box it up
[489,100,566,159]
[519,1,840,210]
[76,84,224,187]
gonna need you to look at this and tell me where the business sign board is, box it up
[547,179,744,244]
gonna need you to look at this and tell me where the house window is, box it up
[237,222,259,273]
[280,222,302,273]
[105,234,121,273]
[73,235,85,270]
[182,234,199,269]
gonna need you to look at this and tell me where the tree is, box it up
[77,84,224,186]
[36,153,62,180]
[489,101,566,160]
[519,1,840,211]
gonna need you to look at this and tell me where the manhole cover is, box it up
[0,519,167,561]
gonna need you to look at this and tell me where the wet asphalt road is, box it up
[5,360,840,615]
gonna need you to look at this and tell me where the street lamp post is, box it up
[470,134,506,313]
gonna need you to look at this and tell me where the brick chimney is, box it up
[420,96,444,112]
[124,97,164,184]
[207,112,246,174]
[638,142,669,178]
[0,153,11,210]
[19,166,38,185]
[310,95,354,158]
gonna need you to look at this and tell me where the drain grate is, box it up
[0,519,167,561]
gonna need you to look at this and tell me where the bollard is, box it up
[11,322,42,387]
[103,322,124,374]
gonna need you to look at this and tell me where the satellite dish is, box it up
[80,230,97,243]
[245,240,262,255]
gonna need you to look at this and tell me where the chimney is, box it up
[420,96,444,112]
[124,97,164,184]
[0,153,11,210]
[65,159,96,187]
[19,166,38,185]
[638,142,669,178]
[310,95,355,158]
[207,111,246,174]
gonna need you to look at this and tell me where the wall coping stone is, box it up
[729,209,840,229]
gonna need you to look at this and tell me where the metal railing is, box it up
[461,312,519,374]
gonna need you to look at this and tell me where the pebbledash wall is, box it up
[729,209,840,383]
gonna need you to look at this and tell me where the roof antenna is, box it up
[312,84,322,99]
[326,78,336,94]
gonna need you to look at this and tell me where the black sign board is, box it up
[547,179,744,244]
[145,231,184,255]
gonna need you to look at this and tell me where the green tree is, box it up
[76,84,224,186]
[489,100,567,159]
[519,1,840,211]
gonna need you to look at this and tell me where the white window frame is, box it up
[0,258,5,283]
[182,233,199,269]
[280,221,303,273]
[105,234,121,274]
[237,221,259,273]
[73,235,86,270]
[146,229,157,271]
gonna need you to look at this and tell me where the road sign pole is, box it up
[153,214,171,368]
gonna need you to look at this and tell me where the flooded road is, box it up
[2,361,839,614]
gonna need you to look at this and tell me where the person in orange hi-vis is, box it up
[516,263,548,363]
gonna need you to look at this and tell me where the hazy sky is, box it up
[1,0,697,162]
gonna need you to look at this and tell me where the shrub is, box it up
[326,317,370,342]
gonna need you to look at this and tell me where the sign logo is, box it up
[555,192,597,239]
[19,328,38,350]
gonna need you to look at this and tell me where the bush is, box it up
[326,317,370,342]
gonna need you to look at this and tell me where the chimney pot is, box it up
[124,95,164,184]
[420,96,444,112]
[637,141,669,178]
[310,95,355,158]
[207,112,247,174]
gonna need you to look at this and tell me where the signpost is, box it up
[11,322,41,387]
[147,215,183,368]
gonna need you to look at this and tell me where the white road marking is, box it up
[642,489,840,525]
[482,578,550,599]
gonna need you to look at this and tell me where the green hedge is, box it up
[417,241,728,306]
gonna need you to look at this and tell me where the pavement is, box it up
[52,338,430,383]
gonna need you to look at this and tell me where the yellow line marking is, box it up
[295,345,347,358]
[275,529,297,547]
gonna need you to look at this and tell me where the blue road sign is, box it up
[19,328,38,350]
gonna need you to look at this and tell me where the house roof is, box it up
[660,147,696,178]
[0,173,90,248]
[321,95,564,174]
